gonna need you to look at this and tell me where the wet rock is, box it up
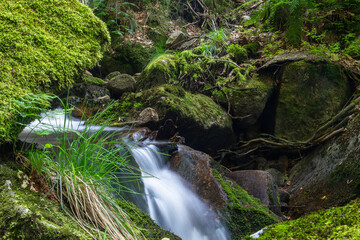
[106,74,136,99]
[170,145,227,209]
[136,107,159,128]
[230,170,281,215]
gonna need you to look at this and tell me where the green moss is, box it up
[81,75,105,86]
[212,170,278,239]
[244,42,261,55]
[117,200,181,240]
[227,44,248,64]
[137,54,179,90]
[0,163,92,239]
[255,199,360,239]
[0,0,110,144]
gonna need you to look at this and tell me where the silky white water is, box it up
[19,110,230,240]
[130,143,229,240]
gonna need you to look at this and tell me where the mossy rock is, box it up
[0,0,110,144]
[99,40,156,76]
[118,84,235,152]
[212,169,279,239]
[117,200,181,240]
[251,199,360,239]
[275,60,352,141]
[137,54,180,91]
[213,73,274,128]
[0,162,92,239]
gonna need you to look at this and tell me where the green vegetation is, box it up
[0,0,110,143]
[117,200,181,240]
[0,162,93,239]
[253,199,360,239]
[227,44,248,64]
[20,101,143,240]
[212,170,278,239]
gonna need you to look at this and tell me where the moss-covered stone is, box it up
[117,200,181,240]
[100,40,156,76]
[212,169,278,239]
[275,60,352,141]
[212,73,274,128]
[0,0,110,144]
[118,84,235,152]
[0,162,92,239]
[137,54,179,90]
[252,199,360,239]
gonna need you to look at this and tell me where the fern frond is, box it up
[285,12,303,46]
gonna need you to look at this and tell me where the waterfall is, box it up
[19,110,230,240]
[130,142,229,240]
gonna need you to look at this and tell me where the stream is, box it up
[19,110,230,240]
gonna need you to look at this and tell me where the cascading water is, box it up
[129,139,229,240]
[19,110,230,240]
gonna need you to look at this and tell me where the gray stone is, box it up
[166,31,188,49]
[106,74,136,99]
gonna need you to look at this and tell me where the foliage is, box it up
[227,44,248,64]
[93,0,138,36]
[194,29,228,57]
[0,0,110,144]
[20,100,143,240]
[253,199,360,239]
[246,0,315,47]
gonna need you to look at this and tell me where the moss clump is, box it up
[0,163,92,239]
[117,200,181,240]
[80,75,105,86]
[137,54,179,90]
[212,170,278,239]
[254,199,360,239]
[227,44,248,64]
[0,0,110,143]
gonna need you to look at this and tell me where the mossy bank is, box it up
[0,0,110,143]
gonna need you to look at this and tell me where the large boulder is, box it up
[230,170,281,215]
[0,0,110,144]
[287,118,360,218]
[275,60,352,141]
[118,84,235,152]
[170,145,227,209]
